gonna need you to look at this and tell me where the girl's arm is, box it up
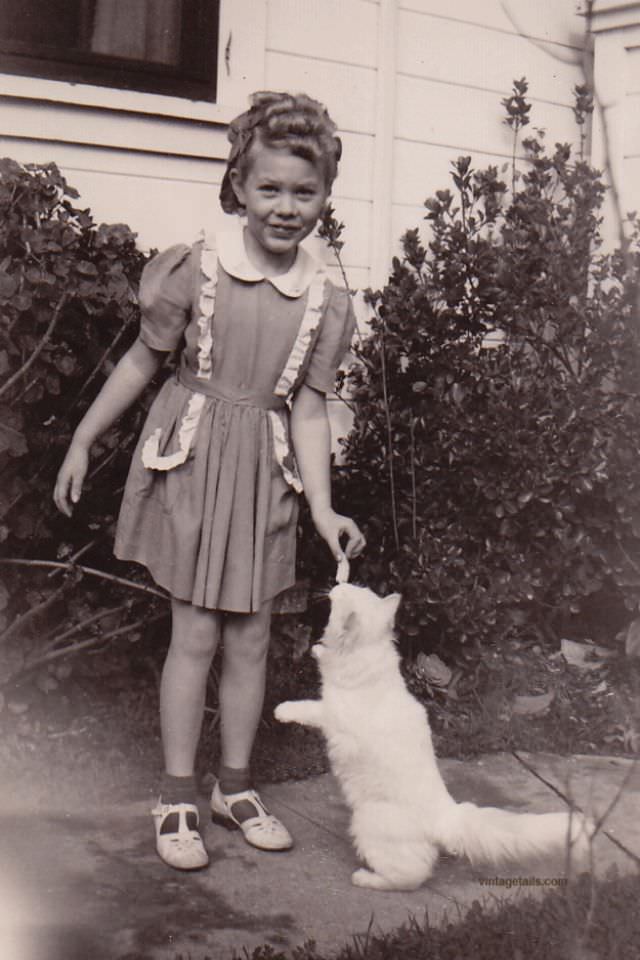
[290,384,365,562]
[53,337,164,516]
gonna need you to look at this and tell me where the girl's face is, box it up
[230,143,329,273]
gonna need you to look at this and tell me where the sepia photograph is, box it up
[0,2,638,958]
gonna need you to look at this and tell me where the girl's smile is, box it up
[230,144,329,276]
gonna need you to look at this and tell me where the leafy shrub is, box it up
[0,158,154,662]
[332,82,640,655]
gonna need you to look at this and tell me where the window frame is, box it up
[0,0,220,103]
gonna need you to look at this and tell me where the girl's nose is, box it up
[275,192,296,216]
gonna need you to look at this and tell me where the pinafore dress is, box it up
[114,226,355,613]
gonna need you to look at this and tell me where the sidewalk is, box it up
[1,753,638,960]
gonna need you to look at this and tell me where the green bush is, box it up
[333,82,640,655]
[0,158,155,661]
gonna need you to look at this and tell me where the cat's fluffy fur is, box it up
[275,583,591,890]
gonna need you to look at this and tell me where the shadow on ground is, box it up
[1,753,638,960]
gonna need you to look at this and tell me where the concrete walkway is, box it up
[1,753,638,960]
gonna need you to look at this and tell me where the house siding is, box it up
[0,0,587,272]
[590,3,640,245]
[391,0,586,246]
[0,0,598,447]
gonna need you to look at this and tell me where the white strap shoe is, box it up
[210,782,293,851]
[152,801,209,870]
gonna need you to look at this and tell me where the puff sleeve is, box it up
[138,244,195,351]
[304,284,356,394]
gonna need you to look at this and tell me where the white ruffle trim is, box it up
[141,392,206,471]
[269,409,303,494]
[140,233,320,491]
[274,268,326,401]
[196,232,217,381]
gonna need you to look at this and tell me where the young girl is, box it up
[53,91,365,871]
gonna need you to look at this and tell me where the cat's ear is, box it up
[383,592,401,623]
[342,610,358,636]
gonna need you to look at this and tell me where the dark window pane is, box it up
[0,0,219,101]
[0,0,86,49]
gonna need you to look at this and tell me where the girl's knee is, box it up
[170,601,220,659]
[223,611,271,665]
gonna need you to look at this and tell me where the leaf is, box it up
[512,690,554,716]
[0,270,18,299]
[7,699,29,715]
[0,578,9,611]
[55,355,77,376]
[76,260,98,277]
[415,652,452,687]
[560,638,603,670]
[45,373,61,395]
[13,292,32,312]
[624,618,640,659]
[0,420,27,456]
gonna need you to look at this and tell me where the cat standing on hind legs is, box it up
[275,583,593,891]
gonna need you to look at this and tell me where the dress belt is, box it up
[177,366,287,412]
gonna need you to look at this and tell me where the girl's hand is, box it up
[53,442,89,517]
[52,338,163,518]
[312,508,366,563]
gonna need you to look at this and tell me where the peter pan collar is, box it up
[215,224,322,298]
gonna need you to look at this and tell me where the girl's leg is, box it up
[212,600,293,850]
[218,600,272,771]
[161,598,222,777]
[154,599,220,871]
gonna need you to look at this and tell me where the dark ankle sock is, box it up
[217,765,258,822]
[218,765,251,795]
[160,773,197,805]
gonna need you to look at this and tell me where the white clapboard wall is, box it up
[590,1,640,247]
[0,1,588,275]
[0,1,601,444]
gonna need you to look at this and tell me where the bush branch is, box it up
[4,611,168,685]
[0,576,73,646]
[39,598,140,652]
[0,557,167,600]
[379,321,400,550]
[512,750,640,867]
[0,292,69,400]
[66,312,136,413]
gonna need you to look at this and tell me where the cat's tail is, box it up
[439,802,592,866]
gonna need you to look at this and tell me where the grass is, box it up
[160,870,640,960]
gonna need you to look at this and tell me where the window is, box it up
[0,0,219,102]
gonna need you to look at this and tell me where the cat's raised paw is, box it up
[274,701,298,724]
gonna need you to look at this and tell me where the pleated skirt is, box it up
[114,377,298,612]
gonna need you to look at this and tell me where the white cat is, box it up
[275,583,591,891]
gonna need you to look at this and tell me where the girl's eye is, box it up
[259,185,278,195]
[296,189,316,199]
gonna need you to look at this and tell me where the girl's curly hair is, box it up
[219,91,342,215]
